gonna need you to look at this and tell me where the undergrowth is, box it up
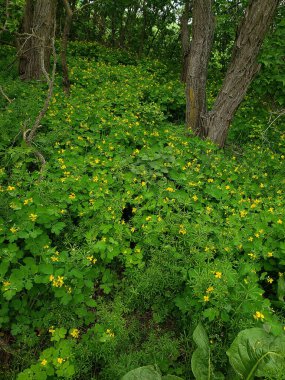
[0,42,285,379]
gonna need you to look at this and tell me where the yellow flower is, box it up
[69,193,76,200]
[49,326,55,334]
[87,255,97,264]
[7,186,16,191]
[106,329,115,337]
[23,197,33,205]
[267,252,273,257]
[57,357,64,364]
[141,181,146,187]
[206,286,214,293]
[277,219,283,224]
[203,295,210,302]
[145,216,152,221]
[267,277,274,284]
[51,276,64,288]
[29,213,38,222]
[166,187,175,192]
[41,359,47,366]
[192,195,198,202]
[214,271,222,279]
[3,281,11,290]
[179,224,187,235]
[10,227,18,233]
[70,328,79,338]
[253,311,265,320]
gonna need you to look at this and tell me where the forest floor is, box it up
[0,42,285,379]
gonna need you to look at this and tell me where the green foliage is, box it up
[191,323,213,380]
[121,365,162,380]
[0,39,285,379]
[121,366,183,380]
[123,325,285,380]
[0,0,24,35]
[227,328,285,379]
[254,7,285,107]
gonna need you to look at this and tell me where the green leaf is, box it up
[162,376,184,380]
[38,263,53,275]
[203,308,219,321]
[227,328,285,380]
[121,366,161,380]
[277,276,285,302]
[51,222,66,235]
[191,323,212,380]
[50,327,67,342]
[0,261,9,280]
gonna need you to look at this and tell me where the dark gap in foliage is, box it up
[121,203,134,223]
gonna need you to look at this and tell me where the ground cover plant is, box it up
[0,38,285,379]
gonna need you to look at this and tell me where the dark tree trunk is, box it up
[180,0,191,83]
[204,0,281,147]
[61,0,73,94]
[111,12,116,47]
[185,0,215,137]
[139,1,147,56]
[18,0,57,80]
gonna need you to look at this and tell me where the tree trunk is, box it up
[139,1,147,57]
[18,0,57,80]
[204,0,281,147]
[61,0,73,94]
[185,0,215,137]
[180,0,191,83]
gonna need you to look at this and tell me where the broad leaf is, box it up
[227,328,285,379]
[121,365,161,380]
[191,323,211,380]
[277,276,285,302]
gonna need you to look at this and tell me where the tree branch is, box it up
[0,85,13,103]
[22,25,57,173]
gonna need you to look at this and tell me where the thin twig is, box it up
[263,108,285,134]
[22,25,57,174]
[26,34,57,144]
[0,85,13,103]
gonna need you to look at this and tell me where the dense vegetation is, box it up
[1,2,285,379]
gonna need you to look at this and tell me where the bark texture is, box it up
[185,0,215,137]
[61,0,73,94]
[180,0,191,83]
[205,0,281,147]
[18,0,57,80]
